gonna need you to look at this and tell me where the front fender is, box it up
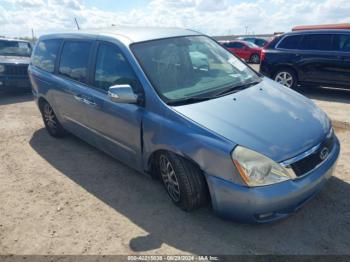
[142,109,244,185]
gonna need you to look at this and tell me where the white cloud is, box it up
[0,0,349,38]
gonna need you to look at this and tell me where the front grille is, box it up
[5,64,28,76]
[291,132,335,177]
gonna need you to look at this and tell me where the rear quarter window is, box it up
[32,39,62,73]
[333,34,350,52]
[278,35,303,49]
[299,34,333,51]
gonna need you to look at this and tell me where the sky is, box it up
[0,0,349,38]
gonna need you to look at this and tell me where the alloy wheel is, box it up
[159,154,181,202]
[43,103,57,130]
[251,54,260,64]
[275,71,294,88]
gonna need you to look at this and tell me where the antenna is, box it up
[74,17,80,30]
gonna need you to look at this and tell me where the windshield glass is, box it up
[131,36,260,103]
[0,40,32,57]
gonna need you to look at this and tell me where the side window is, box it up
[333,34,350,52]
[278,35,303,49]
[32,39,61,73]
[235,42,245,49]
[299,34,332,51]
[58,41,92,84]
[94,43,140,91]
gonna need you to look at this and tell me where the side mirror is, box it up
[108,84,138,104]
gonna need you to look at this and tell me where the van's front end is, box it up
[208,128,339,223]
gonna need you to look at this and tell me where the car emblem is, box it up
[320,147,329,161]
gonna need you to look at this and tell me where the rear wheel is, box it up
[40,101,66,137]
[274,69,297,89]
[157,152,208,211]
[250,53,260,64]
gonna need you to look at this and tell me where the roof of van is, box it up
[39,26,203,44]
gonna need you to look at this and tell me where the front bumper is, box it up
[206,136,340,223]
[0,75,31,91]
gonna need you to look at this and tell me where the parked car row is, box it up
[27,27,340,223]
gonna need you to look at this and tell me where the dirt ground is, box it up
[0,91,350,255]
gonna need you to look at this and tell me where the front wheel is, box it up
[274,69,297,89]
[250,53,260,64]
[157,152,208,211]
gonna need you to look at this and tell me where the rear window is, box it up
[32,39,61,73]
[58,41,92,84]
[299,34,333,51]
[278,35,303,49]
[333,34,350,52]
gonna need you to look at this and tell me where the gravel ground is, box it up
[0,91,349,255]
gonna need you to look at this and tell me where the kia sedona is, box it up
[28,27,340,223]
[260,30,350,89]
[0,38,32,92]
[219,40,262,64]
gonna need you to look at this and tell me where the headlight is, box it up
[232,146,296,187]
[0,65,4,73]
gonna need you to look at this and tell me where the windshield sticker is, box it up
[228,57,246,71]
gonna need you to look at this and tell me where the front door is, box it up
[84,41,144,168]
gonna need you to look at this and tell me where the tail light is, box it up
[260,49,266,62]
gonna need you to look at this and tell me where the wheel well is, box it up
[273,66,298,81]
[148,150,198,175]
[147,149,211,202]
[38,97,48,112]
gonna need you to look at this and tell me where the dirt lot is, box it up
[0,90,350,255]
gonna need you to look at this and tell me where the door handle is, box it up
[74,95,96,106]
[74,94,84,102]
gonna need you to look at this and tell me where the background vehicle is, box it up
[260,30,350,89]
[238,37,269,47]
[0,39,32,92]
[29,28,339,223]
[220,40,262,63]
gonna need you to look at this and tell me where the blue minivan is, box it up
[28,27,340,223]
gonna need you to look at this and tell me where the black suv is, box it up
[260,30,350,89]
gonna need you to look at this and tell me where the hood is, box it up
[0,55,30,65]
[173,78,331,162]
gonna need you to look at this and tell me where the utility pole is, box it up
[31,28,35,41]
[245,25,248,35]
[74,17,80,30]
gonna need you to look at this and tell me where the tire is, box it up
[156,152,208,211]
[250,53,260,64]
[40,101,66,137]
[273,68,297,89]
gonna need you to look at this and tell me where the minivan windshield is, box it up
[0,40,32,57]
[131,36,260,104]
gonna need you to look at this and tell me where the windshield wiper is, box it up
[214,80,262,96]
[167,80,262,106]
[167,96,214,106]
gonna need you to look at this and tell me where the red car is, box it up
[220,40,262,64]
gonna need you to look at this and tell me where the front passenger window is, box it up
[94,43,139,91]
